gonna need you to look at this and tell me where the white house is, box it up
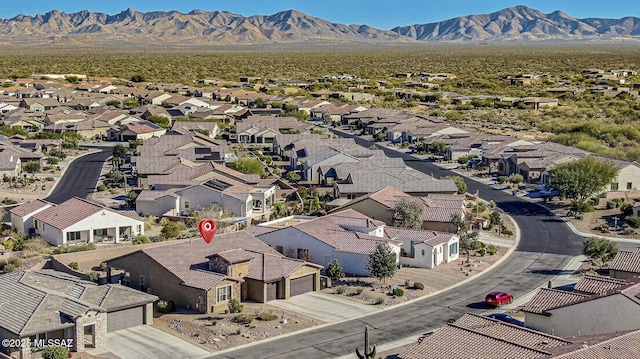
[384,227,459,269]
[12,197,145,246]
[253,209,402,276]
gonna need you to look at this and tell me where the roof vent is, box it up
[541,340,549,345]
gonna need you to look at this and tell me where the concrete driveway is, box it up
[269,291,380,323]
[88,325,210,359]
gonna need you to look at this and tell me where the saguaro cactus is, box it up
[355,325,376,359]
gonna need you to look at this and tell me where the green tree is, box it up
[129,139,143,150]
[393,201,423,229]
[24,161,41,174]
[489,211,503,229]
[326,259,345,281]
[41,346,69,359]
[125,190,138,207]
[130,74,146,83]
[442,176,467,194]
[367,242,397,283]
[227,158,264,176]
[112,144,127,159]
[161,221,183,239]
[550,157,618,201]
[147,115,170,128]
[271,202,287,219]
[285,171,301,183]
[65,75,81,84]
[451,213,479,263]
[583,237,619,270]
[430,141,447,154]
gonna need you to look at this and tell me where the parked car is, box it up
[484,291,513,308]
[540,188,560,196]
[484,313,525,326]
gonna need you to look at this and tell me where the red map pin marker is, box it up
[198,219,217,244]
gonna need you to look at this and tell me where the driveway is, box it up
[88,325,210,359]
[268,292,380,323]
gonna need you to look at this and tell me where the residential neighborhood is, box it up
[0,56,640,359]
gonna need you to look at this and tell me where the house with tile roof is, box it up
[11,197,145,246]
[609,247,640,279]
[330,186,465,233]
[171,121,220,138]
[254,209,406,276]
[397,313,636,359]
[384,227,459,268]
[108,120,166,142]
[523,277,640,337]
[0,270,156,358]
[106,232,322,314]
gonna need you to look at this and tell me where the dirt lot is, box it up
[153,302,318,352]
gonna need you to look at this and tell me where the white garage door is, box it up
[107,307,144,332]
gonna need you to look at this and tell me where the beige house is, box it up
[107,232,322,314]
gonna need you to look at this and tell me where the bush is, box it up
[97,184,107,192]
[46,177,54,181]
[508,173,524,184]
[52,243,95,254]
[232,314,254,324]
[228,298,244,313]
[413,282,425,290]
[132,235,151,245]
[625,216,640,228]
[392,287,404,297]
[1,198,18,205]
[161,221,186,239]
[335,286,346,294]
[157,300,176,313]
[501,228,514,236]
[24,161,41,173]
[86,271,99,283]
[404,279,411,288]
[497,176,509,184]
[46,157,59,165]
[569,200,595,214]
[356,288,364,295]
[256,312,278,321]
[620,203,634,216]
[41,346,69,359]
[68,262,79,270]
[487,244,499,255]
[375,297,385,305]
[2,239,14,251]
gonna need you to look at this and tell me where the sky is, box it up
[1,1,639,30]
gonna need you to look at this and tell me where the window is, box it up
[66,231,81,241]
[449,242,459,256]
[217,285,232,302]
[93,228,107,236]
[611,183,619,191]
[184,201,190,209]
[297,248,309,261]
[139,275,146,291]
[628,182,633,190]
[347,194,357,199]
[276,245,284,254]
[421,249,425,256]
[34,219,39,229]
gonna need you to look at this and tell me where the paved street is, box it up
[268,291,381,323]
[209,131,586,359]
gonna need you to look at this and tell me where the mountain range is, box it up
[0,5,639,46]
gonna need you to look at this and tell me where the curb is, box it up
[211,201,523,357]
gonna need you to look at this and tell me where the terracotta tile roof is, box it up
[117,232,281,290]
[212,249,255,264]
[330,230,401,255]
[31,197,143,230]
[384,227,456,247]
[522,288,590,315]
[573,275,627,294]
[610,248,640,274]
[552,329,640,358]
[245,252,319,282]
[9,199,53,216]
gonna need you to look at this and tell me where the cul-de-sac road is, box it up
[210,131,589,359]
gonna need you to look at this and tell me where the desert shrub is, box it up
[46,177,54,181]
[497,176,509,184]
[86,271,99,283]
[404,279,411,288]
[41,346,69,359]
[620,203,634,216]
[335,286,346,294]
[53,243,95,254]
[232,314,254,324]
[157,300,176,313]
[1,198,18,205]
[228,298,244,313]
[501,228,514,236]
[487,244,499,255]
[622,228,636,235]
[569,201,595,214]
[356,288,364,295]
[256,312,278,321]
[2,239,14,251]
[375,297,385,305]
[132,235,151,245]
[392,287,404,297]
[625,216,640,228]
[68,262,79,270]
[413,282,425,290]
[97,184,107,191]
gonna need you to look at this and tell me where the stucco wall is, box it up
[612,165,640,191]
[527,294,640,337]
[136,196,179,217]
[340,200,393,225]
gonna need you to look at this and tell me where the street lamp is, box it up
[613,216,620,231]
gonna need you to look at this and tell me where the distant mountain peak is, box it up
[0,7,637,46]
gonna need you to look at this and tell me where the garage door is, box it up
[290,275,314,297]
[267,282,278,301]
[107,307,143,332]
